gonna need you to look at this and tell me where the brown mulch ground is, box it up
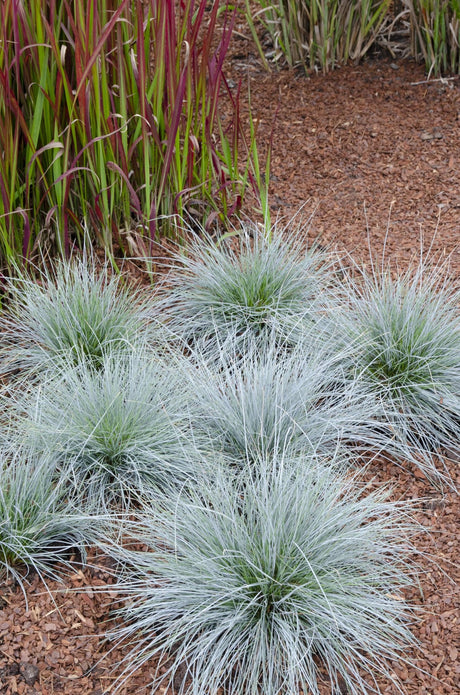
[1,11,460,695]
[228,26,460,275]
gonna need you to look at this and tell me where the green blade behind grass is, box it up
[246,0,392,72]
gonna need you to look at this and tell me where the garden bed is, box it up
[1,10,460,695]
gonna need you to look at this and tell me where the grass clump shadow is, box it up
[101,457,418,695]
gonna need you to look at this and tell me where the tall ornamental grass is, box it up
[154,224,337,357]
[247,0,392,72]
[103,460,417,695]
[0,255,157,382]
[0,0,255,269]
[342,259,460,481]
[405,0,460,75]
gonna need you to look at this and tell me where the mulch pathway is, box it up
[1,9,459,695]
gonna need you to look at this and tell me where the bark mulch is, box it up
[0,456,458,695]
[228,31,460,276]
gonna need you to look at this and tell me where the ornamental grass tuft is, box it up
[103,458,417,695]
[0,447,95,593]
[0,255,156,383]
[154,224,337,358]
[342,259,460,480]
[246,0,391,72]
[5,348,201,509]
[186,336,401,466]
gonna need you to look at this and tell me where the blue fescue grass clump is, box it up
[4,347,203,509]
[0,240,443,692]
[153,224,338,356]
[0,255,157,382]
[186,336,404,467]
[342,259,460,476]
[0,447,95,592]
[102,459,417,695]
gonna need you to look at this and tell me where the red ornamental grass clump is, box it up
[0,0,257,269]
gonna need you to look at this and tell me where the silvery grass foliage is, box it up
[153,223,339,357]
[186,336,405,466]
[0,254,157,383]
[342,259,460,479]
[0,447,95,593]
[102,459,417,695]
[5,348,202,509]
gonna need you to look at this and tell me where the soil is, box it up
[1,8,459,695]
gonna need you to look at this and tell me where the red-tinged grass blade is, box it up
[156,63,189,208]
[0,72,35,152]
[68,0,131,108]
[0,0,263,272]
[107,162,143,220]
